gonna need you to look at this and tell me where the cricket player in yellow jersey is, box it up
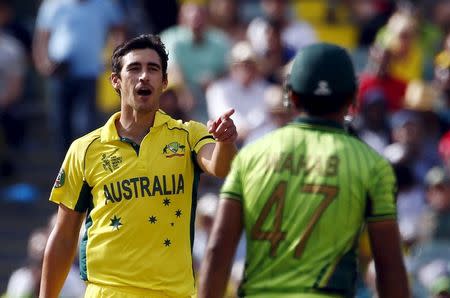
[39,34,238,298]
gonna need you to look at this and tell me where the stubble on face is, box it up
[118,49,167,114]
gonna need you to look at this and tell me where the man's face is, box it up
[427,183,450,212]
[262,0,286,21]
[112,49,167,113]
[183,4,207,37]
[231,61,257,86]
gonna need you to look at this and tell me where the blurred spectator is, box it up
[384,109,441,184]
[0,30,27,178]
[0,0,32,53]
[244,84,296,145]
[193,193,219,271]
[247,0,317,55]
[352,0,396,49]
[357,45,407,114]
[375,9,423,82]
[159,87,188,122]
[5,228,47,298]
[422,166,450,242]
[208,0,247,44]
[350,0,395,74]
[434,45,450,132]
[403,79,442,151]
[417,259,450,298]
[32,0,125,155]
[393,163,427,247]
[439,131,450,170]
[119,0,178,37]
[409,240,450,297]
[206,41,269,145]
[4,215,86,298]
[432,0,450,35]
[353,89,391,154]
[248,18,296,84]
[160,2,231,123]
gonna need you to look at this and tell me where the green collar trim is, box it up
[291,116,345,131]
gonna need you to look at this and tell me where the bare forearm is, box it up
[32,31,54,76]
[375,262,410,298]
[39,231,79,298]
[199,199,243,298]
[368,220,411,298]
[210,142,237,178]
[198,243,234,298]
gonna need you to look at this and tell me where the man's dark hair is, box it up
[289,89,355,116]
[111,34,169,81]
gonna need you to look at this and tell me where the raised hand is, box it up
[207,108,238,143]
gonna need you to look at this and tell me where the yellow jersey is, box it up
[50,110,215,297]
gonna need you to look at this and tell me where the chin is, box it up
[134,105,157,114]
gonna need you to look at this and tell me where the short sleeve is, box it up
[49,140,91,212]
[366,158,397,222]
[220,153,244,202]
[186,120,215,153]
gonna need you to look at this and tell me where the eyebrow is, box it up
[126,62,161,69]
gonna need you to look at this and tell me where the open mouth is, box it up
[136,88,152,96]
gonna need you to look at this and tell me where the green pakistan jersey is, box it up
[221,117,397,298]
[49,110,215,297]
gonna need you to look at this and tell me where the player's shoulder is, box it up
[164,115,206,133]
[238,128,283,158]
[161,111,209,143]
[346,132,387,160]
[69,127,102,152]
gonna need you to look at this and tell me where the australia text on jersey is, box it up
[104,174,185,204]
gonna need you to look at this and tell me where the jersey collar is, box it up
[100,110,171,143]
[291,116,345,131]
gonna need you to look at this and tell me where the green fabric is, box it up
[221,118,397,297]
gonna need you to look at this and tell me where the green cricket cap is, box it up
[288,43,357,97]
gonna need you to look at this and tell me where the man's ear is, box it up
[162,78,168,90]
[110,72,121,91]
[288,89,299,108]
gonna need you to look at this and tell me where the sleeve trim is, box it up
[194,135,215,149]
[366,213,397,222]
[220,191,242,201]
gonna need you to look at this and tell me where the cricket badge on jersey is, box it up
[101,148,123,173]
[162,142,186,158]
[54,169,65,188]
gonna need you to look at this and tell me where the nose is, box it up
[139,70,150,82]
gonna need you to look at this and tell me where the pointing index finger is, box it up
[221,108,235,121]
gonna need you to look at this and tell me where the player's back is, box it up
[228,118,396,297]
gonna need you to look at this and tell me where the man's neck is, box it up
[116,109,157,144]
[298,110,347,124]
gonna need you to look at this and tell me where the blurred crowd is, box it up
[1,0,450,297]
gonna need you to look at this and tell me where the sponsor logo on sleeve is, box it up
[54,169,65,188]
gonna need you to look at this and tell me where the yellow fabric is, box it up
[50,110,215,297]
[294,1,357,49]
[295,0,350,24]
[376,27,423,82]
[97,71,120,114]
[295,1,327,23]
[85,283,195,298]
[388,42,423,82]
[314,23,357,49]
